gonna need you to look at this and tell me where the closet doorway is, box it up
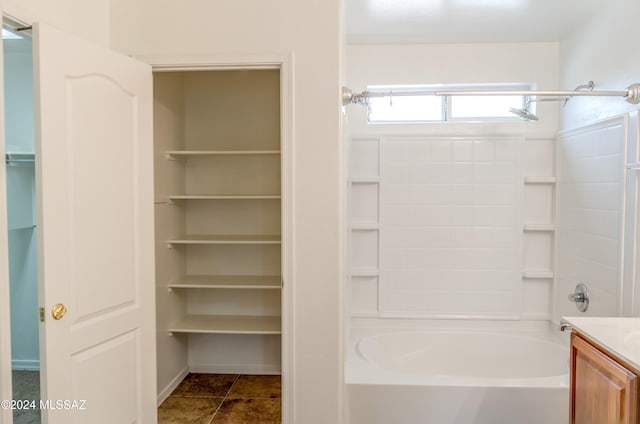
[2,18,40,424]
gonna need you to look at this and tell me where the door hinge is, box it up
[39,307,45,322]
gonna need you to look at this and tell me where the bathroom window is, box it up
[366,83,531,123]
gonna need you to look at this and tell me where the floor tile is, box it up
[171,373,237,398]
[12,370,40,400]
[227,375,281,399]
[211,398,281,424]
[12,370,41,424]
[13,408,41,424]
[158,396,222,424]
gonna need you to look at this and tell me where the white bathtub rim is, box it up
[347,319,570,389]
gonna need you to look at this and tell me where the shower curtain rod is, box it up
[341,83,640,106]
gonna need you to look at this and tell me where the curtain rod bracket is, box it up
[342,87,353,106]
[342,86,369,106]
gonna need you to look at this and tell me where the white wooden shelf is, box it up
[522,270,555,279]
[524,176,556,184]
[169,275,281,290]
[351,177,380,184]
[169,194,281,200]
[350,268,379,277]
[168,234,281,245]
[523,224,556,232]
[5,152,35,164]
[166,150,280,158]
[168,315,281,335]
[351,223,380,230]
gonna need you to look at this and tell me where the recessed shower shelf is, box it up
[350,268,379,277]
[351,223,379,230]
[523,224,556,232]
[522,270,555,279]
[524,176,556,184]
[351,177,380,184]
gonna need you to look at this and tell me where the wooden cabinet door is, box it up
[571,333,639,424]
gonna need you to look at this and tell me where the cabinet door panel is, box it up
[571,334,639,424]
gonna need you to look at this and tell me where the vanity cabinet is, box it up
[570,332,639,424]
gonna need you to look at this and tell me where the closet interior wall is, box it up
[153,70,282,399]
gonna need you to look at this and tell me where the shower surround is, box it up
[349,135,556,319]
[377,136,522,319]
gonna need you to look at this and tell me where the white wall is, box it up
[109,1,345,423]
[558,0,640,318]
[560,0,640,130]
[554,117,627,321]
[346,43,559,321]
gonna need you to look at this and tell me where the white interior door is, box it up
[33,23,156,423]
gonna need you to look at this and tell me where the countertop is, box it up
[562,316,640,373]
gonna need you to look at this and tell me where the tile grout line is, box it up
[208,374,240,424]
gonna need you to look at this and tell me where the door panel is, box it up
[33,23,155,423]
[66,75,137,323]
[70,330,139,423]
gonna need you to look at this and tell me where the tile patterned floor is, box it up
[158,373,281,424]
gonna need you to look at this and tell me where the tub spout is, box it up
[559,321,573,332]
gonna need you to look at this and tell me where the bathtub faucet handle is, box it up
[568,283,590,312]
[568,293,586,302]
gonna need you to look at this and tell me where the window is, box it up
[2,28,22,39]
[366,83,532,123]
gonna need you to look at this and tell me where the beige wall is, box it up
[109,1,345,423]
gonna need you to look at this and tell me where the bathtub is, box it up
[347,319,569,424]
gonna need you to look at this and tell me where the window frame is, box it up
[366,83,534,124]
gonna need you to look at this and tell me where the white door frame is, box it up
[142,53,295,424]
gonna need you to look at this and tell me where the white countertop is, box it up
[562,316,640,372]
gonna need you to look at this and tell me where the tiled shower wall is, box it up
[554,116,627,320]
[349,135,556,319]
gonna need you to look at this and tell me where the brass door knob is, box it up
[51,303,67,320]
